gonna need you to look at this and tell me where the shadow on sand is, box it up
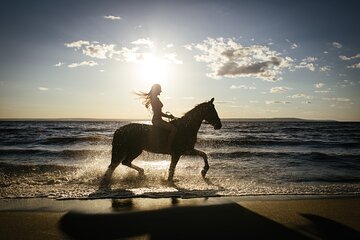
[59,201,310,240]
[300,213,360,240]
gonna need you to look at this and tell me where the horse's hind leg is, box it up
[100,145,126,188]
[100,162,120,188]
[103,160,122,182]
[122,150,144,176]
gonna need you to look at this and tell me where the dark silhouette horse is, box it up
[102,98,222,185]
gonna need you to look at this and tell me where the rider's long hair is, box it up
[135,84,161,109]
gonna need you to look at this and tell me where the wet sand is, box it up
[0,196,359,239]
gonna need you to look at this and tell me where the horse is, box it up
[102,98,222,185]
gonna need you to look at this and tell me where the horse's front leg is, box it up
[190,149,209,178]
[168,154,180,182]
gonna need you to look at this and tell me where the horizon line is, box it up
[0,117,353,122]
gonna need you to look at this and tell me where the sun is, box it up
[138,53,170,87]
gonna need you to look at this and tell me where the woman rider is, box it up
[136,84,177,151]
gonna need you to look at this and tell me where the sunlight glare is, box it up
[138,53,170,87]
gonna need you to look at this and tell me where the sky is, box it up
[0,0,359,121]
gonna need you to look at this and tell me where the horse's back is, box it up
[113,123,170,154]
[112,123,150,147]
[115,123,151,135]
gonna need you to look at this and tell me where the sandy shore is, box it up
[0,196,359,239]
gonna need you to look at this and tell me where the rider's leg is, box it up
[167,124,177,151]
[156,120,177,151]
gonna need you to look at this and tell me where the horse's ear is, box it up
[209,98,214,103]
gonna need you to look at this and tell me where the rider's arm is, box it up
[161,112,175,119]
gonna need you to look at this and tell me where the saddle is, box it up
[147,126,171,152]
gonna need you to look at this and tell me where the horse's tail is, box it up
[111,123,150,164]
[111,128,127,165]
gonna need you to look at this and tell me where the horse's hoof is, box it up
[201,169,207,178]
[138,173,146,180]
[166,179,176,187]
[99,177,111,189]
[204,178,213,185]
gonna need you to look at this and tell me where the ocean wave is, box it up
[197,137,358,148]
[291,175,360,183]
[1,121,360,199]
[39,136,111,145]
[0,128,24,133]
[209,151,360,165]
[0,162,77,175]
[0,148,110,159]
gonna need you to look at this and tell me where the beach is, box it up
[1,196,359,239]
[1,120,360,238]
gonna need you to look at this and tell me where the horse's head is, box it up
[203,98,222,130]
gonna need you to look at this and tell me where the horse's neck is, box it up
[180,109,204,133]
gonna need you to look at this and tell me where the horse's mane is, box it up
[169,101,210,125]
[183,102,206,117]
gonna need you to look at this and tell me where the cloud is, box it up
[38,87,48,91]
[164,53,183,64]
[315,88,332,93]
[120,46,183,65]
[190,37,293,81]
[332,42,342,48]
[265,100,290,104]
[216,100,235,104]
[339,54,360,61]
[338,80,356,88]
[230,85,256,90]
[104,15,121,20]
[270,86,292,93]
[319,66,331,72]
[315,83,325,88]
[290,43,299,49]
[302,101,311,104]
[322,97,350,102]
[54,62,65,67]
[216,57,282,79]
[230,104,249,108]
[291,43,298,49]
[347,63,360,69]
[166,44,174,48]
[183,97,195,100]
[65,40,120,59]
[295,57,317,71]
[288,93,312,99]
[285,39,299,49]
[82,43,118,59]
[64,40,89,48]
[131,38,154,48]
[184,44,193,50]
[64,39,183,66]
[119,47,141,62]
[67,61,98,68]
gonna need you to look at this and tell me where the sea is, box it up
[0,120,359,199]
